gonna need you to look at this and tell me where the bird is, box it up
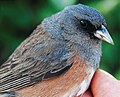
[0,4,114,97]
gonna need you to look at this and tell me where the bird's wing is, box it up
[0,25,74,92]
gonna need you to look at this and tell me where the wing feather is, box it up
[0,25,74,92]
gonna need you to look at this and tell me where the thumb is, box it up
[91,69,120,97]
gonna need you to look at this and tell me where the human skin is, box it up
[82,69,120,97]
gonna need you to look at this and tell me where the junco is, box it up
[0,4,114,97]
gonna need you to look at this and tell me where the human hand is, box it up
[82,69,120,97]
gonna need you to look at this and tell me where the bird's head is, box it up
[43,4,114,46]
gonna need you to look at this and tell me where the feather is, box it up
[0,25,74,92]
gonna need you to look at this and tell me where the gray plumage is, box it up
[0,4,107,96]
[43,4,105,66]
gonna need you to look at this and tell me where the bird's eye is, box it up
[80,20,87,28]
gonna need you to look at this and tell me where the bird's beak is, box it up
[94,25,114,45]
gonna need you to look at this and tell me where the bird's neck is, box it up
[75,40,102,69]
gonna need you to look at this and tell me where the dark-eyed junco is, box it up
[0,4,113,97]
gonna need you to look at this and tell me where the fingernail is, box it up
[99,69,117,80]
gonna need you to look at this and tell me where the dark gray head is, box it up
[43,4,113,45]
[42,4,113,66]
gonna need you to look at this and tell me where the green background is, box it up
[0,0,120,79]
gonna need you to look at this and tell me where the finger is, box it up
[91,69,120,97]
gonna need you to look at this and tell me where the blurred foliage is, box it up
[0,0,120,79]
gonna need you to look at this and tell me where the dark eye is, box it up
[80,20,87,28]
